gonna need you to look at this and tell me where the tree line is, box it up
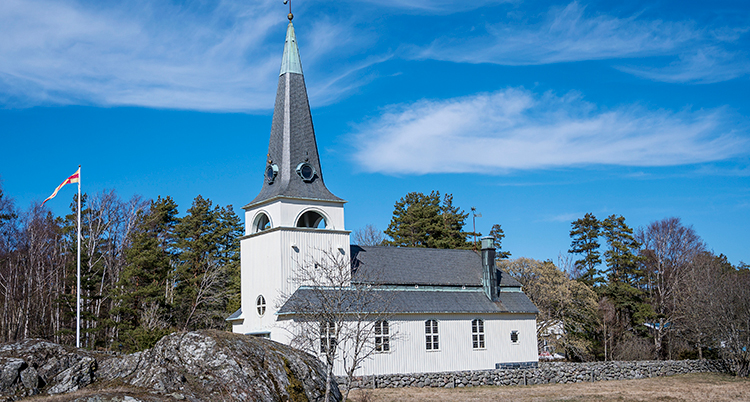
[1,184,747,376]
[0,184,241,353]
[562,213,749,376]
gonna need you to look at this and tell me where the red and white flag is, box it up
[43,167,80,205]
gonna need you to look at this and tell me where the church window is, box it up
[511,330,519,344]
[256,295,266,316]
[375,320,390,352]
[320,321,336,354]
[296,210,326,228]
[472,319,485,349]
[265,163,278,184]
[296,162,316,182]
[253,213,271,233]
[425,320,439,350]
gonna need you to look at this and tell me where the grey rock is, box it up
[20,365,38,390]
[1,330,339,401]
[0,358,25,392]
[98,330,339,402]
[48,356,97,394]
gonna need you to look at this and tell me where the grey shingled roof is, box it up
[350,246,483,286]
[225,308,242,321]
[498,270,523,287]
[246,22,342,208]
[350,245,522,288]
[277,288,538,316]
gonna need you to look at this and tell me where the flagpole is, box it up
[76,165,81,348]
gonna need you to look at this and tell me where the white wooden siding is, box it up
[327,313,538,376]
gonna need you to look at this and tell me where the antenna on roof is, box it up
[283,0,293,20]
[471,207,482,250]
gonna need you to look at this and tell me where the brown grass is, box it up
[20,385,165,401]
[348,373,750,402]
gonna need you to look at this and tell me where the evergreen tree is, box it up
[113,196,178,352]
[489,224,511,259]
[601,214,641,285]
[569,213,602,287]
[384,191,471,249]
[434,193,471,249]
[216,204,243,323]
[173,196,241,331]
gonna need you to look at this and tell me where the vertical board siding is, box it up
[331,313,538,376]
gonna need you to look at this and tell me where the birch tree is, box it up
[281,250,393,402]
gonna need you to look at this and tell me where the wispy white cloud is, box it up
[419,2,696,64]
[354,0,514,14]
[415,1,749,83]
[0,0,381,111]
[352,88,749,174]
[0,0,280,110]
[618,46,750,84]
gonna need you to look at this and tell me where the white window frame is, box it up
[320,321,336,354]
[425,319,439,351]
[472,318,485,349]
[511,330,520,344]
[256,295,266,317]
[374,320,390,353]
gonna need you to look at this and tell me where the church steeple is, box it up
[246,19,343,208]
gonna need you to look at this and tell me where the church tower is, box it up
[229,15,350,340]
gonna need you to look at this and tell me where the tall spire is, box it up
[280,21,302,76]
[246,17,342,208]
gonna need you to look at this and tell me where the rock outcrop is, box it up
[0,330,340,402]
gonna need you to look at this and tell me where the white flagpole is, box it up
[76,165,81,348]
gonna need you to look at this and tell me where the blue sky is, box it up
[1,0,749,266]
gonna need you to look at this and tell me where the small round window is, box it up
[296,162,316,182]
[265,164,278,184]
[296,211,326,228]
[253,213,271,233]
[256,295,266,316]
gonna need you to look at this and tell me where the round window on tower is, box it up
[265,164,279,184]
[256,295,266,316]
[295,162,316,182]
[252,213,271,233]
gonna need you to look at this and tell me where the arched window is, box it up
[425,319,439,350]
[253,213,271,233]
[296,210,326,229]
[472,319,485,349]
[256,295,266,316]
[375,320,390,352]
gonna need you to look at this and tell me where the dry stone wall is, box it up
[346,360,727,389]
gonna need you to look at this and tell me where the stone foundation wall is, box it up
[343,360,728,389]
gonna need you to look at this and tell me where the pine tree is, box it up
[173,196,241,331]
[489,224,511,259]
[601,214,641,285]
[384,191,471,249]
[569,213,602,287]
[434,193,471,249]
[113,196,178,352]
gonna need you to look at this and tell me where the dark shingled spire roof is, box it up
[246,21,342,209]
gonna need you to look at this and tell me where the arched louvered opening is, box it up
[253,213,271,233]
[296,210,326,229]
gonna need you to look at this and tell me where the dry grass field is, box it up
[348,373,750,402]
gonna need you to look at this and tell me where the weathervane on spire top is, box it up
[283,0,293,20]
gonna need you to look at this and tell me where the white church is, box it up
[228,14,539,376]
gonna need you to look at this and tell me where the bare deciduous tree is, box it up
[352,224,385,246]
[637,217,706,359]
[279,249,393,402]
[500,257,599,361]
